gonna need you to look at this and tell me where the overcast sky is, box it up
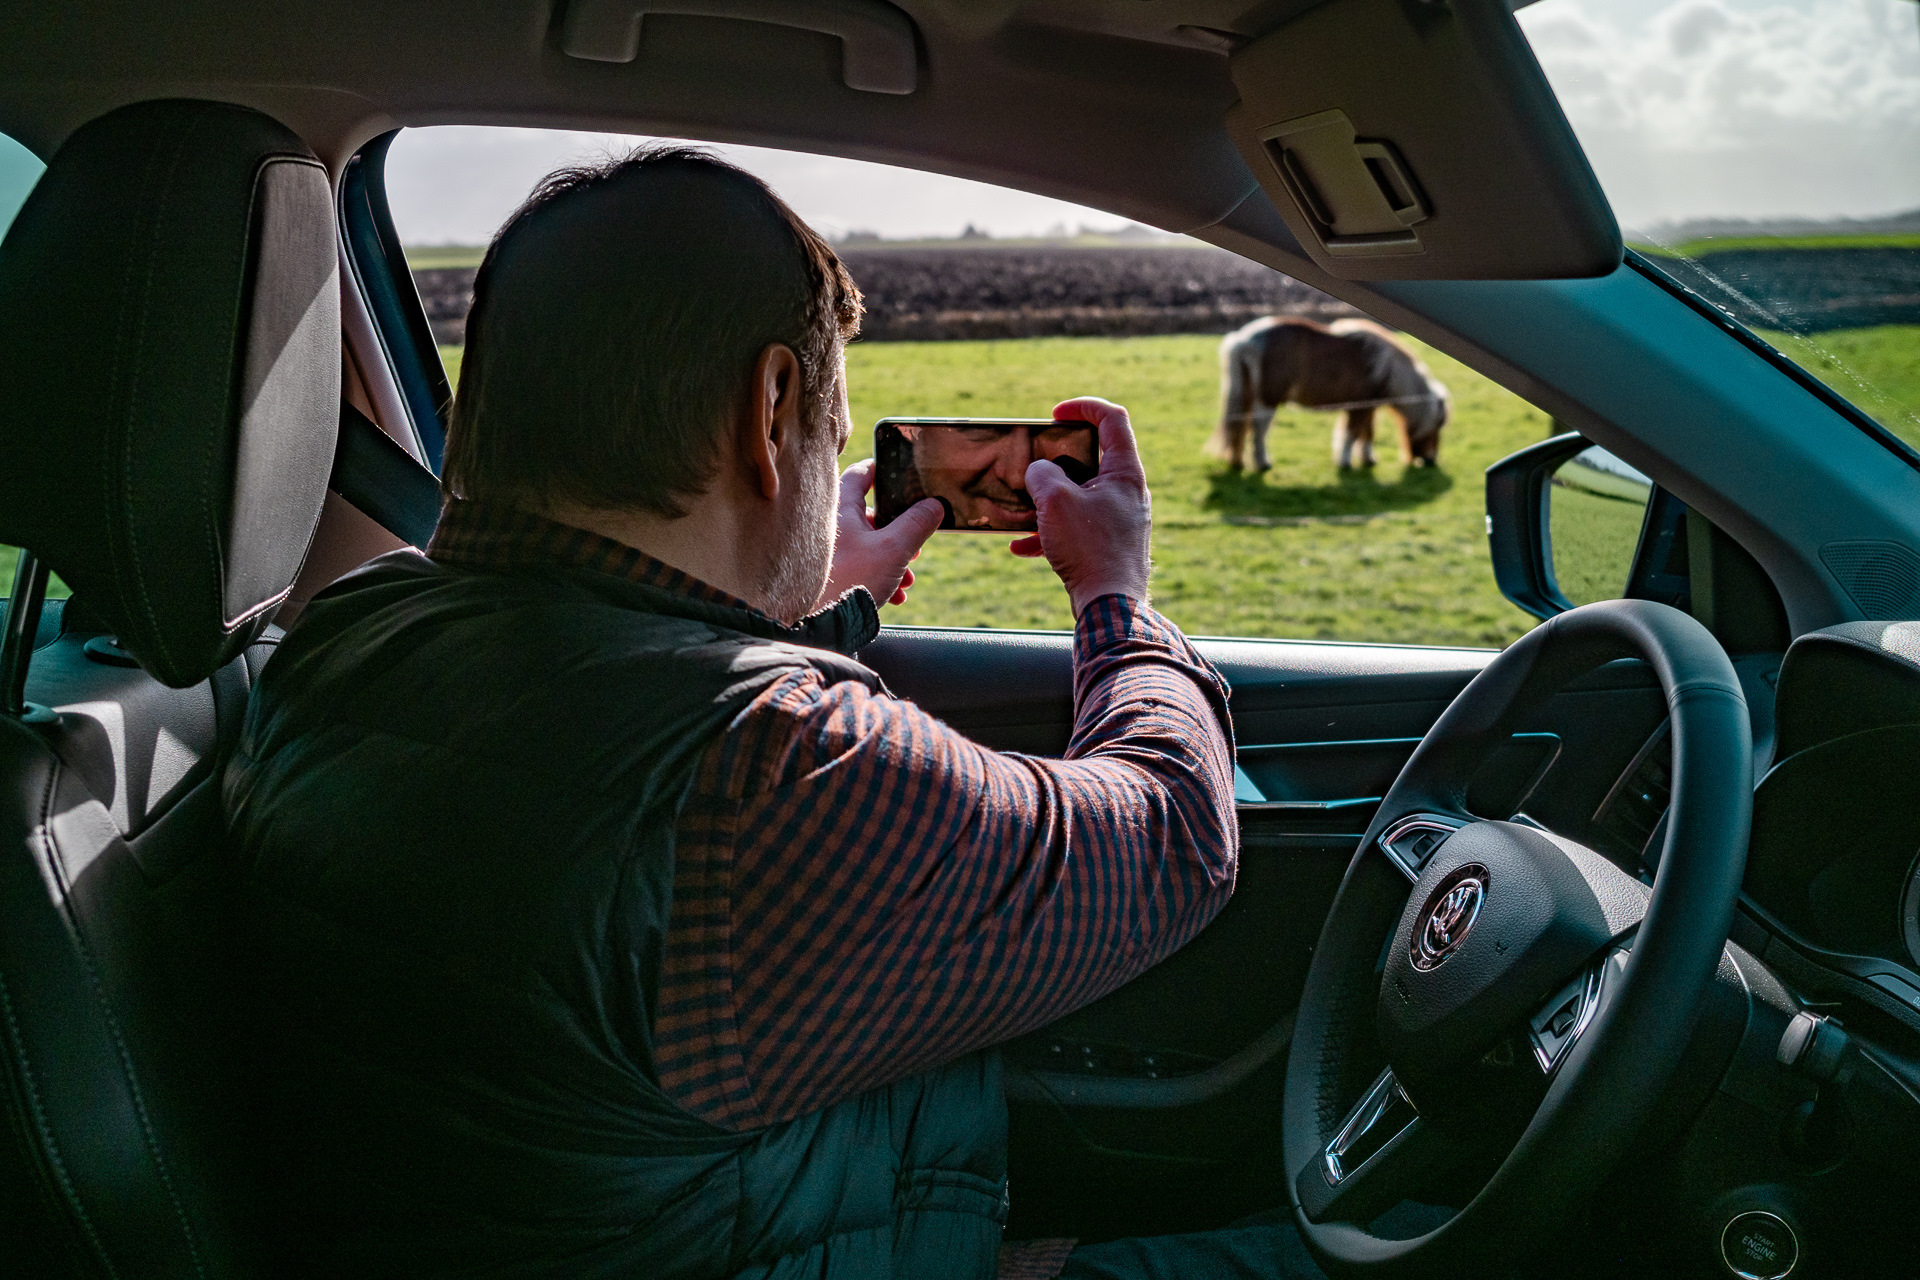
[383,129,1131,245]
[1,0,1915,243]
[1518,0,1920,231]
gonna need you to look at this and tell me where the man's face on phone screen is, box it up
[911,424,1096,530]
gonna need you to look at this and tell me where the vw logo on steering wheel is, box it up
[1411,864,1488,971]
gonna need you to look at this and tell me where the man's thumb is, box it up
[1025,458,1071,506]
[888,498,945,550]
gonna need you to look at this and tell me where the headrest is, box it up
[1774,620,1920,760]
[0,100,339,688]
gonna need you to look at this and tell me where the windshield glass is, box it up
[1518,0,1920,450]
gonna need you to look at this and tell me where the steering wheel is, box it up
[1282,600,1752,1276]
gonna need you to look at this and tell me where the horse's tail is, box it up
[1208,322,1262,460]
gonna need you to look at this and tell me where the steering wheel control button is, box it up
[1721,1211,1798,1280]
[1526,951,1627,1073]
[1378,815,1465,880]
[1323,1068,1420,1186]
[1410,863,1487,971]
[1528,973,1590,1071]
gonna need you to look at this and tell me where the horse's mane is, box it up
[1328,318,1447,437]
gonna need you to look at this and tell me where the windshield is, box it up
[1518,0,1920,450]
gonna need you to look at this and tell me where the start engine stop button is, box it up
[1721,1211,1798,1279]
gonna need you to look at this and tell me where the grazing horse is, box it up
[1208,316,1452,471]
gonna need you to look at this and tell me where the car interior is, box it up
[2,1,1918,1277]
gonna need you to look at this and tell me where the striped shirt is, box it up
[428,499,1238,1132]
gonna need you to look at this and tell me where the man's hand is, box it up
[818,458,943,609]
[1010,398,1152,617]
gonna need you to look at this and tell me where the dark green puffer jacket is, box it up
[225,551,1008,1278]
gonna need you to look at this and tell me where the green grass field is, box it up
[1757,325,1920,451]
[840,336,1552,645]
[447,334,1548,646]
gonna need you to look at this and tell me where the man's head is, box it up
[901,423,1097,530]
[443,146,860,619]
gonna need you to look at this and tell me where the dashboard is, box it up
[1499,621,1920,1277]
[1743,623,1920,1015]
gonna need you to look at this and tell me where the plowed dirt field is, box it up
[411,244,1354,345]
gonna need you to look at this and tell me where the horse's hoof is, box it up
[1254,464,1271,474]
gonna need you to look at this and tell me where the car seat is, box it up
[0,98,339,1276]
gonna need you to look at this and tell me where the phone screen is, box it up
[873,418,1099,531]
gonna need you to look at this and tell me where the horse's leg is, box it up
[1215,413,1250,470]
[1250,407,1276,472]
[1350,407,1377,466]
[1394,410,1417,465]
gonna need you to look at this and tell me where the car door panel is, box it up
[860,629,1498,757]
[864,626,1681,1241]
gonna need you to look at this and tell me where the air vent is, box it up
[1820,540,1920,618]
[1594,721,1671,865]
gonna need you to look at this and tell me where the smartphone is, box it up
[873,418,1099,531]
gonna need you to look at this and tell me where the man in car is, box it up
[227,148,1300,1279]
[898,419,1099,529]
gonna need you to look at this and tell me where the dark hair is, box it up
[441,145,862,517]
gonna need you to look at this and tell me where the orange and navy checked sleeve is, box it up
[656,594,1238,1131]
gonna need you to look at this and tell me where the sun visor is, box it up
[1225,0,1620,281]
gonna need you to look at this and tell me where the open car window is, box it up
[385,127,1567,647]
[1519,0,1920,452]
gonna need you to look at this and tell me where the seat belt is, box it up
[330,403,443,548]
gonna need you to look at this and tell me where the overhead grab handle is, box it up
[560,0,919,94]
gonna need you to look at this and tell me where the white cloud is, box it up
[1519,0,1920,226]
[383,126,1137,245]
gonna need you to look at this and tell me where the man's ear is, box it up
[741,343,805,502]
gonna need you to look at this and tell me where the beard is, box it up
[758,419,839,625]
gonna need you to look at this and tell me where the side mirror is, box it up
[1488,433,1787,653]
[1485,432,1685,619]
